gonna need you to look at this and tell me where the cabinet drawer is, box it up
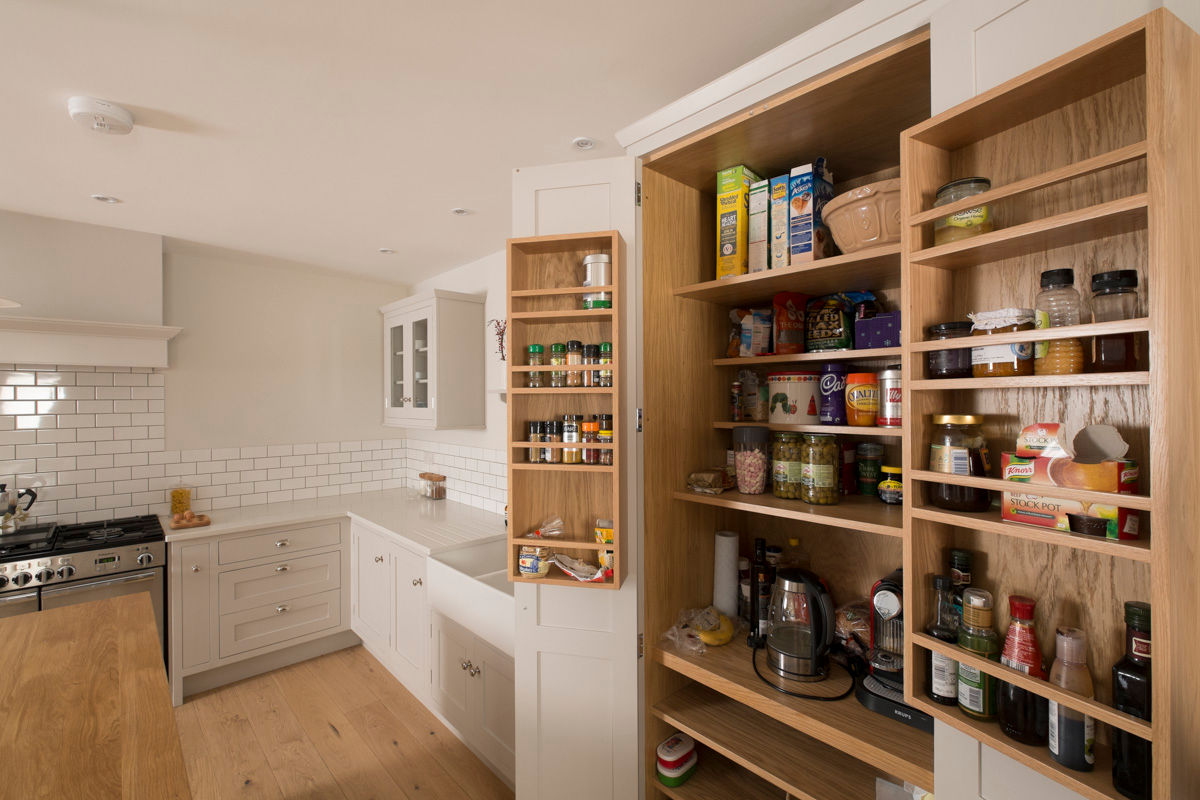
[218,551,341,615]
[217,521,341,564]
[218,588,341,659]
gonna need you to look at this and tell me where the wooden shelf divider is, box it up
[910,371,1149,390]
[509,308,614,323]
[712,347,901,367]
[653,682,885,800]
[713,421,902,438]
[907,317,1151,352]
[673,489,903,537]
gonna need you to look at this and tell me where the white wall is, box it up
[0,209,163,324]
[409,249,507,450]
[162,242,409,450]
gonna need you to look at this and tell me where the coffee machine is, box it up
[854,567,933,732]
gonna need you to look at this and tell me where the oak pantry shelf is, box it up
[506,230,624,590]
[641,27,932,798]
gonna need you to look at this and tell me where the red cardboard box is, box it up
[1001,451,1140,540]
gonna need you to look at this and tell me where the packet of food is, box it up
[553,553,607,582]
[526,516,564,538]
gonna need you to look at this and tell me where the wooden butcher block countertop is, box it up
[0,593,191,799]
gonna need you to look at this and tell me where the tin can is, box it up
[878,366,902,427]
[818,363,847,425]
[845,372,880,427]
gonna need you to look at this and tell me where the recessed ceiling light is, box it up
[572,136,596,150]
[90,194,121,204]
[450,208,470,216]
[378,248,396,254]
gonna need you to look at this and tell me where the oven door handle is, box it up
[41,571,157,597]
[0,590,38,605]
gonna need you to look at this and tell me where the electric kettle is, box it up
[765,567,836,682]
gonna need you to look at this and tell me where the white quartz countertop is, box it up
[162,489,506,554]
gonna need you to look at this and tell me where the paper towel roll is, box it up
[713,531,739,618]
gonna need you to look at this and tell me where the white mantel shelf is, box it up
[0,315,182,368]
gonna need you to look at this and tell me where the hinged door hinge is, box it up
[636,407,643,432]
[634,181,641,207]
[637,633,645,658]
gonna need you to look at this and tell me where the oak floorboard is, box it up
[332,647,513,800]
[174,703,225,800]
[186,683,284,799]
[346,699,470,800]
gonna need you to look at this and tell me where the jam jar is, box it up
[969,308,1035,378]
[933,177,993,245]
[927,321,974,379]
[927,414,991,512]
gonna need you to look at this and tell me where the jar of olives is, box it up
[800,434,840,505]
[772,432,804,499]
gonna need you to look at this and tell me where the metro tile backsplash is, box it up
[0,365,507,525]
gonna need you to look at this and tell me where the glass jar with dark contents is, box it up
[928,414,991,512]
[927,321,974,379]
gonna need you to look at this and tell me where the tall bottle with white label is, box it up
[1048,627,1095,772]
[925,574,959,705]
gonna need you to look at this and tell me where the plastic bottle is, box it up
[957,588,1000,721]
[925,575,959,706]
[1034,268,1084,375]
[997,595,1049,745]
[1112,602,1152,799]
[1090,270,1140,372]
[1048,627,1096,772]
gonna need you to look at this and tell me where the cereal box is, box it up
[748,179,769,273]
[769,175,790,270]
[788,159,836,265]
[715,165,761,279]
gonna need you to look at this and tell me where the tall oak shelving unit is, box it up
[900,12,1199,800]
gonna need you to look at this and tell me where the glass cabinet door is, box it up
[412,316,430,410]
[389,321,407,410]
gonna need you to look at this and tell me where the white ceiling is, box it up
[1,0,858,283]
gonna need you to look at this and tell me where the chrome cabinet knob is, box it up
[190,565,200,572]
[275,539,290,548]
[275,605,289,614]
[469,666,481,677]
[374,555,384,563]
[460,659,472,671]
[411,577,422,586]
[275,564,289,572]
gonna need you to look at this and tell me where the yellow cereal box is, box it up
[715,165,761,279]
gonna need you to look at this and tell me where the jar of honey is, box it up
[845,373,880,426]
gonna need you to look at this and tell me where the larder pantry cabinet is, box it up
[380,289,486,430]
[349,521,429,695]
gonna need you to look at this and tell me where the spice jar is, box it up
[772,432,804,500]
[845,373,880,426]
[527,421,544,464]
[562,414,582,464]
[933,177,993,246]
[599,342,613,387]
[928,414,991,512]
[527,344,545,388]
[856,442,885,495]
[582,344,600,387]
[970,308,1035,377]
[800,434,840,505]
[1091,269,1140,372]
[543,420,563,463]
[733,426,770,495]
[582,421,600,464]
[597,414,614,466]
[550,343,567,388]
[878,466,903,505]
[927,322,974,379]
[581,253,612,309]
[566,341,584,387]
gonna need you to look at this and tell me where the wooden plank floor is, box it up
[174,646,514,800]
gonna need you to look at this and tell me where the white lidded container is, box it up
[767,371,820,424]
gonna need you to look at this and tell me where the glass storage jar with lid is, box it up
[933,177,993,245]
[527,344,545,388]
[969,308,1035,377]
[800,434,839,506]
[1091,269,1140,371]
[927,414,991,512]
[772,432,804,500]
[927,321,974,379]
[732,426,770,495]
[549,343,567,387]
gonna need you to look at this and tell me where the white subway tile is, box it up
[360,480,381,493]
[280,455,304,468]
[147,374,165,387]
[180,449,210,463]
[95,467,131,482]
[240,446,267,459]
[266,467,292,480]
[113,452,148,467]
[328,474,349,486]
[304,475,330,488]
[148,400,164,412]
[305,454,329,466]
[77,454,114,470]
[211,471,239,485]
[163,463,196,477]
[0,401,36,415]
[211,447,240,460]
[133,438,164,452]
[239,469,266,482]
[76,481,114,498]
[197,485,226,499]
[195,461,226,474]
[329,452,350,464]
[293,465,316,478]
[211,496,241,510]
[76,428,114,442]
[241,493,267,506]
[59,497,96,514]
[0,431,36,445]
[76,373,114,387]
[132,413,163,427]
[130,386,164,400]
[339,484,362,495]
[292,488,317,500]
[17,443,57,459]
[131,465,165,480]
[16,387,55,401]
[266,444,292,457]
[75,400,114,414]
[113,373,148,387]
[253,456,280,470]
[316,485,339,498]
[114,505,150,517]
[361,440,381,450]
[293,443,316,456]
[225,458,253,470]
[113,399,148,413]
[254,480,281,493]
[280,477,304,490]
[95,387,131,400]
[340,441,362,452]
[317,442,339,454]
[113,427,148,440]
[149,450,180,465]
[56,386,94,401]
[190,499,212,513]
[95,494,131,510]
[132,491,164,505]
[113,479,147,494]
[0,371,36,386]
[38,457,76,472]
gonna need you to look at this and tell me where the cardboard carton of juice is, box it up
[788,159,836,265]
[769,175,789,270]
[748,179,769,273]
[715,165,761,279]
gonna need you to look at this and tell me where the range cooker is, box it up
[0,514,166,659]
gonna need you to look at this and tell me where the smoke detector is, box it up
[68,96,134,135]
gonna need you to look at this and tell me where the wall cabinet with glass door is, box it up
[380,289,486,430]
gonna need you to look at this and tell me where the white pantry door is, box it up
[511,155,644,800]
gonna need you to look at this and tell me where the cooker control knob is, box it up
[0,575,8,589]
[57,565,76,580]
[11,572,32,587]
[136,553,154,566]
[34,568,55,583]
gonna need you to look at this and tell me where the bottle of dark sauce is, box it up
[1112,601,1152,799]
[925,574,960,705]
[997,595,1049,745]
[1048,627,1095,772]
[747,538,772,647]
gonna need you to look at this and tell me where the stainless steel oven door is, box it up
[40,568,165,653]
[0,590,38,618]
